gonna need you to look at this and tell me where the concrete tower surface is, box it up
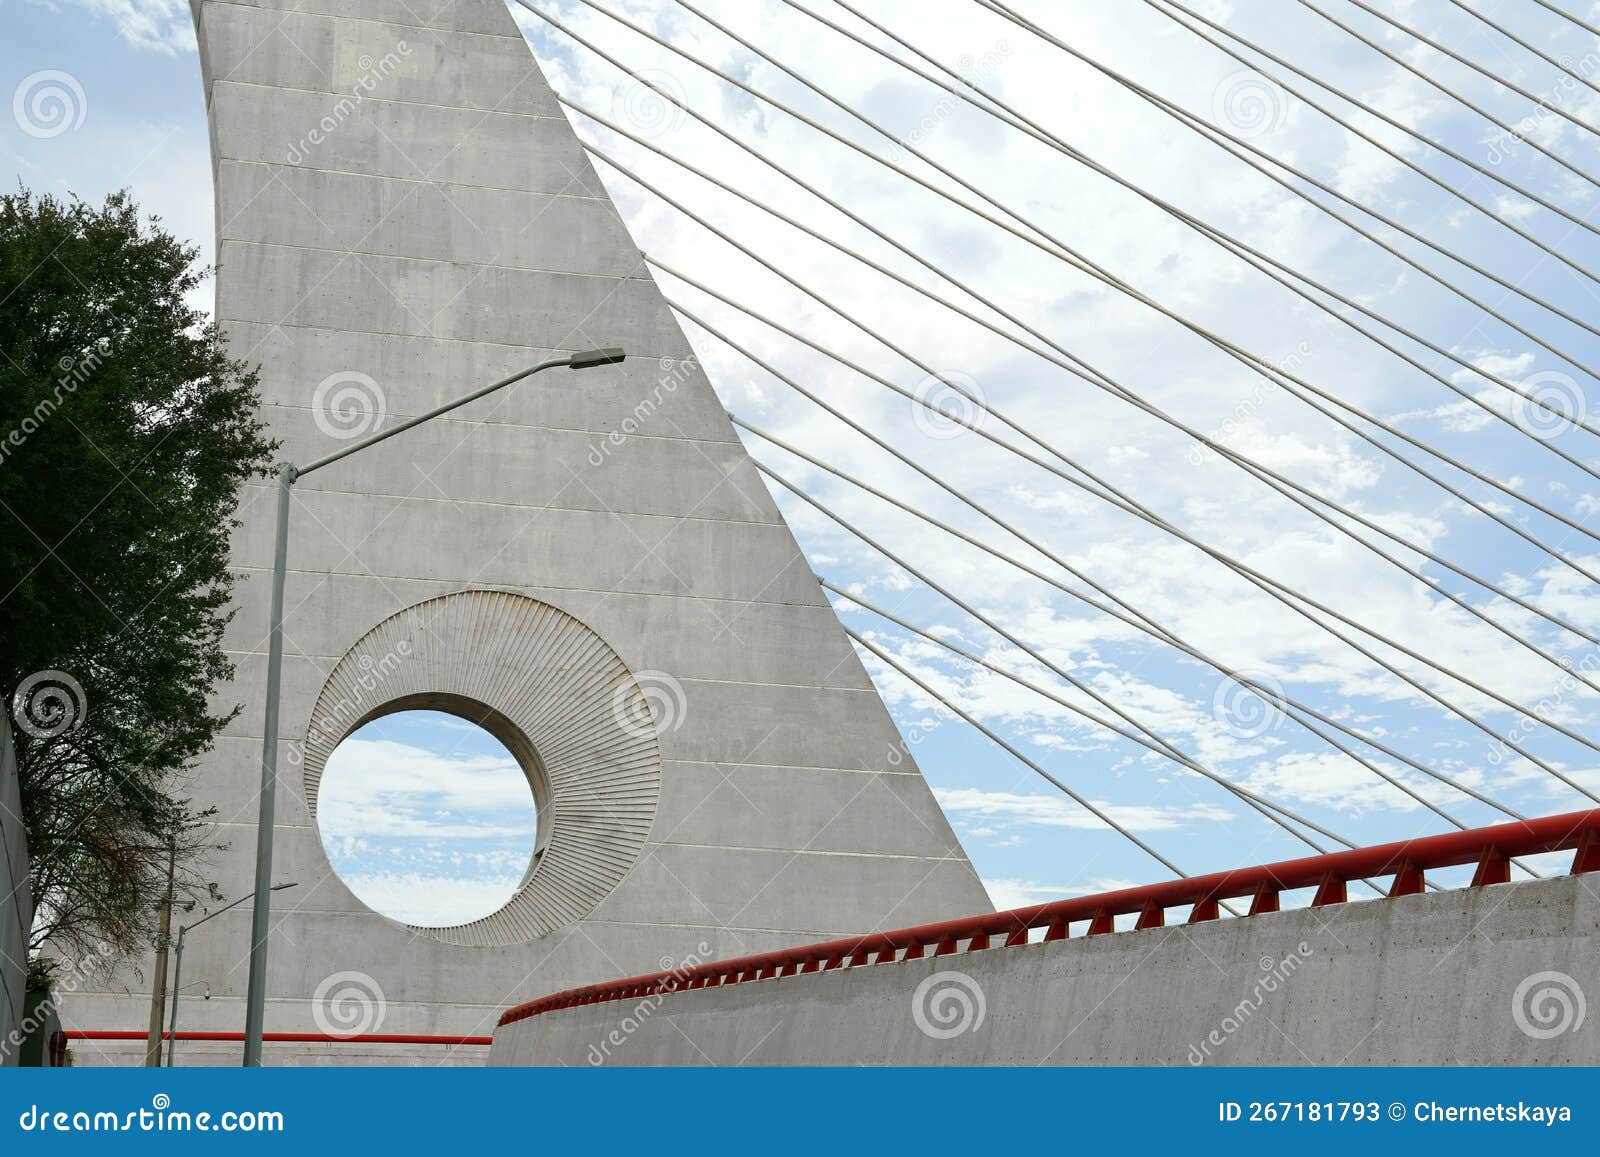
[61,0,990,1063]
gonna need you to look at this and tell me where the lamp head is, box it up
[568,347,626,369]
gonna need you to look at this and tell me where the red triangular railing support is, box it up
[1134,900,1165,930]
[1389,860,1425,896]
[1248,881,1280,916]
[1311,873,1346,907]
[1572,828,1600,875]
[1471,847,1510,887]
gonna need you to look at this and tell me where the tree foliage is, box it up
[0,189,275,958]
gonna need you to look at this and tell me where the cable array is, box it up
[515,0,1600,888]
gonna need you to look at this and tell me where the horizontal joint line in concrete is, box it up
[200,821,943,863]
[259,400,736,448]
[234,481,781,527]
[221,318,696,362]
[220,571,825,612]
[218,237,658,286]
[206,0,527,44]
[206,78,564,124]
[222,157,612,205]
[210,735,914,777]
[219,657,870,696]
[127,909,891,941]
[671,759,926,777]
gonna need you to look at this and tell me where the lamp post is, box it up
[143,836,176,1066]
[167,883,297,1066]
[241,347,626,1066]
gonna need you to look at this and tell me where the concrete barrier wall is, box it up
[494,874,1600,1065]
[0,717,30,1066]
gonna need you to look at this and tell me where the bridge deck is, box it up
[493,810,1600,1065]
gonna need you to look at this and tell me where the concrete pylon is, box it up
[62,0,990,1064]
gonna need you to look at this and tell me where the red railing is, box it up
[499,808,1600,1027]
[65,1030,491,1046]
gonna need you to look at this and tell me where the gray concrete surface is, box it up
[59,0,990,1063]
[493,875,1600,1065]
[0,717,29,1066]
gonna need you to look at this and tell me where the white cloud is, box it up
[315,728,538,925]
[318,737,538,840]
[936,787,1233,832]
[982,875,1140,911]
[38,0,196,53]
[336,871,528,926]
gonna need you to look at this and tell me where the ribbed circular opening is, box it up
[299,589,663,946]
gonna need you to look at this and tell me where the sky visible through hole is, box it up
[317,710,538,927]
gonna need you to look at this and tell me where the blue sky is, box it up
[318,711,537,925]
[10,0,1600,922]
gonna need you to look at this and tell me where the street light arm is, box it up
[296,350,622,478]
[183,882,297,937]
[168,883,294,1067]
[242,344,624,1066]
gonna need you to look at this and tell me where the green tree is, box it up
[0,189,275,958]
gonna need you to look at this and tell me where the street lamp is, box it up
[242,347,627,1066]
[166,882,297,1066]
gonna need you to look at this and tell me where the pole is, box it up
[170,883,293,1068]
[238,350,621,1066]
[243,462,295,1067]
[164,926,185,1067]
[144,837,176,1066]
